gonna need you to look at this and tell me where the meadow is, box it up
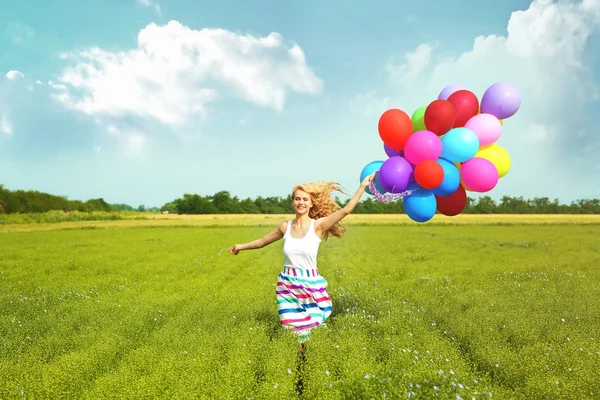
[1,214,599,399]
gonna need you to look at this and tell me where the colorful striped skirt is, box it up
[276,267,332,342]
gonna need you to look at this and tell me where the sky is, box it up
[1,0,599,208]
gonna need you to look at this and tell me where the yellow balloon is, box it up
[499,119,504,125]
[475,144,511,178]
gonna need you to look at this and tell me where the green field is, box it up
[1,215,599,399]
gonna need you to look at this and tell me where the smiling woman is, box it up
[228,172,376,344]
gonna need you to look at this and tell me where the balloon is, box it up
[435,184,467,216]
[480,82,521,119]
[414,159,444,189]
[447,90,480,128]
[403,183,437,223]
[432,158,460,196]
[464,113,502,147]
[384,143,402,158]
[360,160,387,195]
[378,109,413,151]
[438,84,467,100]
[424,100,456,136]
[403,130,442,165]
[461,158,499,192]
[440,127,480,162]
[411,106,427,132]
[475,144,511,178]
[378,156,414,193]
[453,163,474,191]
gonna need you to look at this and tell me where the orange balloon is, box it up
[378,109,413,151]
[414,159,444,189]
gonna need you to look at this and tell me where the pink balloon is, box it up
[461,158,499,192]
[464,113,502,147]
[403,130,442,165]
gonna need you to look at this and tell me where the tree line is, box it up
[2,184,597,215]
[161,191,600,214]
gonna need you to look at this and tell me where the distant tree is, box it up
[211,191,238,214]
[239,198,260,214]
[112,203,136,211]
[160,202,178,214]
[84,198,113,212]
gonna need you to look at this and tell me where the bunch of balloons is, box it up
[359,82,520,223]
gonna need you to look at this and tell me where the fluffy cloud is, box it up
[356,0,600,201]
[386,44,434,86]
[6,70,24,80]
[52,20,322,128]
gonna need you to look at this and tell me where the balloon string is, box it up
[369,173,418,202]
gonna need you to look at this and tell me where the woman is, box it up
[229,172,376,341]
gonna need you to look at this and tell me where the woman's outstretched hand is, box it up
[228,245,240,255]
[361,172,377,188]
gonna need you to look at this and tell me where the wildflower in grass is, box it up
[229,174,376,343]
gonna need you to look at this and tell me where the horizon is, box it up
[2,181,598,211]
[1,0,599,207]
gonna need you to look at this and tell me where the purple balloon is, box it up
[480,82,521,119]
[378,156,414,193]
[438,84,467,100]
[384,143,402,158]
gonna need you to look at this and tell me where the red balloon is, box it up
[447,90,480,128]
[435,184,467,216]
[378,109,413,151]
[414,160,444,189]
[424,100,456,136]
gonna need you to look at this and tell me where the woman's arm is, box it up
[229,221,287,255]
[315,172,376,235]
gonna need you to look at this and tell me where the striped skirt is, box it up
[276,267,332,341]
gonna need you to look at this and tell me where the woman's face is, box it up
[292,190,312,215]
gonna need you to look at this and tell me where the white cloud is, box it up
[0,114,12,135]
[6,70,24,80]
[386,44,434,86]
[137,0,162,16]
[353,0,600,201]
[52,20,322,129]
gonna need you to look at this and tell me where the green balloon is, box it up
[411,106,427,132]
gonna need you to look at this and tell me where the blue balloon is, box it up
[403,183,437,223]
[441,127,479,162]
[432,157,460,196]
[360,160,387,195]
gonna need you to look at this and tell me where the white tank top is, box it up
[282,219,321,269]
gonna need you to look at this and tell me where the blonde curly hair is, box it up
[292,181,348,241]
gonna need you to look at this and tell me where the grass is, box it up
[1,213,600,233]
[1,215,599,398]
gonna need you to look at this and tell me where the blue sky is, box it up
[1,0,599,207]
